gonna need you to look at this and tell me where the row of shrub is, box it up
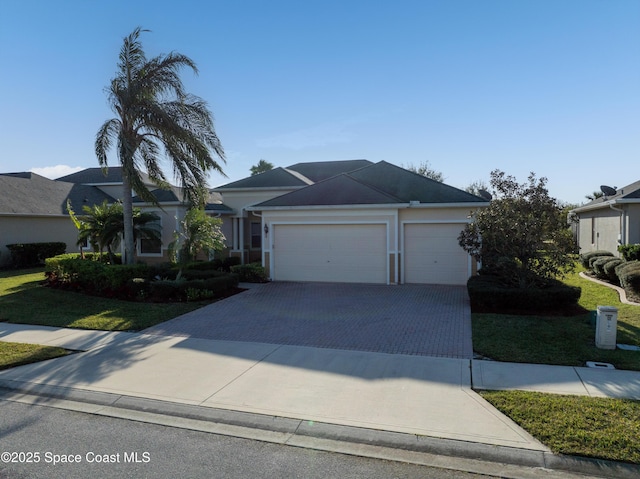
[580,249,640,300]
[6,242,67,268]
[44,254,240,302]
[467,275,581,313]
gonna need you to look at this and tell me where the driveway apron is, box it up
[144,282,472,359]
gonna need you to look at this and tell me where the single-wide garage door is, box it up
[273,224,387,283]
[404,223,469,285]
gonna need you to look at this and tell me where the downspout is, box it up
[609,203,625,251]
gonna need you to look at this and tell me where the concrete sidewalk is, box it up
[1,322,639,478]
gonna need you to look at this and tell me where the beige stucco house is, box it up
[0,168,228,266]
[570,181,640,256]
[213,160,489,285]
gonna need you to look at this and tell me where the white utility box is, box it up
[595,305,618,350]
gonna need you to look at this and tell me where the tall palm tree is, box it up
[96,27,225,264]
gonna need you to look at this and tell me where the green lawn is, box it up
[472,268,640,371]
[481,390,640,465]
[0,268,213,331]
[0,341,69,370]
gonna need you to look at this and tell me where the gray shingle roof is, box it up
[0,173,115,215]
[571,180,640,212]
[286,159,373,182]
[214,167,312,190]
[252,161,486,208]
[57,167,153,185]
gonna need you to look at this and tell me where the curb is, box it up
[0,380,637,479]
[579,272,640,306]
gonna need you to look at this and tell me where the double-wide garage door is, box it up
[272,224,387,284]
[270,222,469,285]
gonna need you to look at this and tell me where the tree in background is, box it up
[464,180,490,197]
[169,208,226,265]
[96,27,225,264]
[458,170,577,288]
[585,191,604,201]
[250,159,274,176]
[403,160,444,182]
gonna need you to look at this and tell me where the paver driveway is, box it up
[143,282,473,358]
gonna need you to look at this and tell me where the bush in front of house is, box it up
[467,274,581,313]
[580,250,614,270]
[44,254,239,302]
[231,262,268,283]
[615,261,640,300]
[6,242,67,268]
[618,244,640,262]
[602,258,625,283]
[591,256,623,281]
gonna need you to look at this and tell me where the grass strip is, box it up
[0,341,69,370]
[481,390,640,464]
[0,269,210,331]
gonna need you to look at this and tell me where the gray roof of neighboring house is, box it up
[0,172,115,215]
[57,167,153,185]
[571,180,640,213]
[132,188,182,203]
[253,161,486,208]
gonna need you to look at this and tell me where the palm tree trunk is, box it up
[122,175,136,265]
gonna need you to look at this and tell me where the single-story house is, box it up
[213,160,488,285]
[0,168,230,266]
[570,180,640,256]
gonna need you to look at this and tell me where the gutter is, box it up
[246,202,490,212]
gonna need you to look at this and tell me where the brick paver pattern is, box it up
[143,282,473,359]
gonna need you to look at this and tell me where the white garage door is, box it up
[272,224,387,283]
[404,223,469,285]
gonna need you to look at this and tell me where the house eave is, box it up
[212,186,307,193]
[571,198,640,214]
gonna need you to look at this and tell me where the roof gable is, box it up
[286,159,373,182]
[214,167,312,190]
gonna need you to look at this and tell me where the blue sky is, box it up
[1,0,638,205]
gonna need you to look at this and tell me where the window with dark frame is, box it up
[250,222,261,249]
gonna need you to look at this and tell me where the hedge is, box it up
[615,261,640,297]
[6,242,66,268]
[618,244,640,262]
[231,262,268,283]
[467,274,581,312]
[602,258,625,283]
[591,256,623,281]
[580,250,614,269]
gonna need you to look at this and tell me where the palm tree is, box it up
[77,201,161,263]
[250,159,274,176]
[95,27,225,264]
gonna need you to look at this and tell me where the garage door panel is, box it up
[404,224,469,285]
[273,224,387,283]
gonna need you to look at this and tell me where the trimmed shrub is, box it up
[467,274,581,312]
[580,250,614,269]
[181,269,226,280]
[231,262,268,283]
[603,258,625,282]
[592,256,622,280]
[615,261,640,297]
[147,274,239,302]
[183,260,222,271]
[222,256,241,272]
[6,242,66,267]
[618,244,640,262]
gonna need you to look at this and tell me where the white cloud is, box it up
[30,165,85,179]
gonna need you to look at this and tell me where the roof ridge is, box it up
[282,167,314,185]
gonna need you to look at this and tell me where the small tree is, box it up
[458,170,578,288]
[250,159,274,176]
[404,160,444,182]
[169,208,226,265]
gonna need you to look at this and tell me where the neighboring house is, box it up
[570,181,640,256]
[213,160,488,285]
[0,167,231,266]
[0,172,114,266]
